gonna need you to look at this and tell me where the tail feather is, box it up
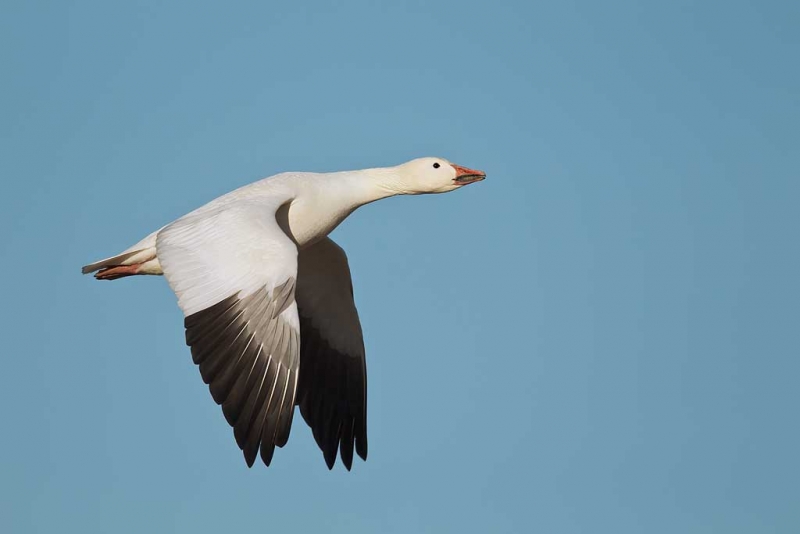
[82,227,164,275]
[84,226,166,281]
[81,249,148,274]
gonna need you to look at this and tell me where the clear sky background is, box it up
[1,1,798,532]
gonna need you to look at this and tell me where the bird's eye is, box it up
[433,162,440,169]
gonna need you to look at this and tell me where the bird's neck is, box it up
[287,167,409,247]
[333,167,410,208]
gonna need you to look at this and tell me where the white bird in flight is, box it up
[82,157,486,469]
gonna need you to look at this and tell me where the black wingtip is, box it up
[340,426,355,470]
[260,442,275,466]
[324,450,336,470]
[356,436,368,461]
[234,427,247,450]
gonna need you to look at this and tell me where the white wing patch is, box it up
[156,201,298,318]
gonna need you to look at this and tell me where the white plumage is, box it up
[83,157,485,469]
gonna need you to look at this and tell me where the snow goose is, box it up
[82,157,486,469]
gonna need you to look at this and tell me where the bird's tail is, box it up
[82,230,163,280]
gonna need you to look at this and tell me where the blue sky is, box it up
[1,0,798,532]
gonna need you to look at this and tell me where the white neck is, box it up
[333,166,412,209]
[287,166,410,247]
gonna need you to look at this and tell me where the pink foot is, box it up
[95,264,141,280]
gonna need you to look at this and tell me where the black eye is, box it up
[433,162,440,169]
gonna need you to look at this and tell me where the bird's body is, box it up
[83,157,485,469]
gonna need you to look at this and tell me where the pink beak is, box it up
[451,164,486,185]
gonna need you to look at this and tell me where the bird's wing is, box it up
[156,200,300,467]
[296,237,367,470]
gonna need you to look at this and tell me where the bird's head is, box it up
[390,157,486,195]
